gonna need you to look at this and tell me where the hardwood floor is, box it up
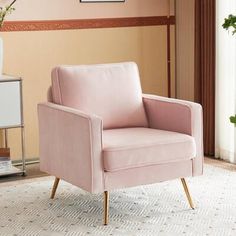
[0,162,47,183]
[205,157,236,171]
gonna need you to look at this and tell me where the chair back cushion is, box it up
[51,62,148,129]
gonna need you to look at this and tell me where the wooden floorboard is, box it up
[0,163,47,183]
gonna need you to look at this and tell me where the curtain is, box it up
[195,0,216,156]
[215,0,236,163]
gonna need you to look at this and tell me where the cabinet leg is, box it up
[21,127,26,173]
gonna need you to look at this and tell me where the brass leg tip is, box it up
[181,178,195,210]
[50,177,60,200]
[104,191,109,226]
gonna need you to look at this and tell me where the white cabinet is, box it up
[0,75,26,176]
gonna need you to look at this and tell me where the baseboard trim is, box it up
[12,158,39,166]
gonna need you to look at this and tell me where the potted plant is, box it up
[222,14,236,126]
[0,0,16,75]
[0,0,16,28]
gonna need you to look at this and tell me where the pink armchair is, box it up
[38,62,203,225]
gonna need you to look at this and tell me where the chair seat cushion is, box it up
[103,128,196,172]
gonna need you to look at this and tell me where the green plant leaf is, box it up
[223,14,236,35]
[229,115,236,127]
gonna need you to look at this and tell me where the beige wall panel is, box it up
[170,25,176,98]
[140,26,168,96]
[175,0,195,101]
[1,26,167,160]
[5,0,169,21]
[0,130,3,147]
[170,0,175,15]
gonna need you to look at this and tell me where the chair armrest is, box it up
[38,102,104,193]
[143,94,203,176]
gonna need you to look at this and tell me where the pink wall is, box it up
[4,0,172,21]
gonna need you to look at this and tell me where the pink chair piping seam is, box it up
[100,121,106,190]
[89,119,95,192]
[41,103,97,122]
[56,68,63,104]
[103,140,195,152]
[104,158,194,172]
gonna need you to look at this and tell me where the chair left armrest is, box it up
[143,94,204,176]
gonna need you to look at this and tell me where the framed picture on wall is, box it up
[80,0,125,2]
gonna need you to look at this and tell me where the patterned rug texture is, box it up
[0,164,236,236]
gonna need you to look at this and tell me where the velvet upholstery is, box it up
[51,62,148,129]
[38,62,203,194]
[142,94,203,176]
[38,102,104,193]
[104,160,193,191]
[103,128,196,172]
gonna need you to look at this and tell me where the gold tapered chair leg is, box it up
[51,177,60,199]
[104,191,109,225]
[181,178,194,209]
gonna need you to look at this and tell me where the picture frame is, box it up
[80,0,125,2]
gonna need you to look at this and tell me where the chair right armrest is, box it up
[143,94,204,176]
[38,102,104,193]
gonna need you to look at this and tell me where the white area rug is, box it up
[0,164,236,236]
